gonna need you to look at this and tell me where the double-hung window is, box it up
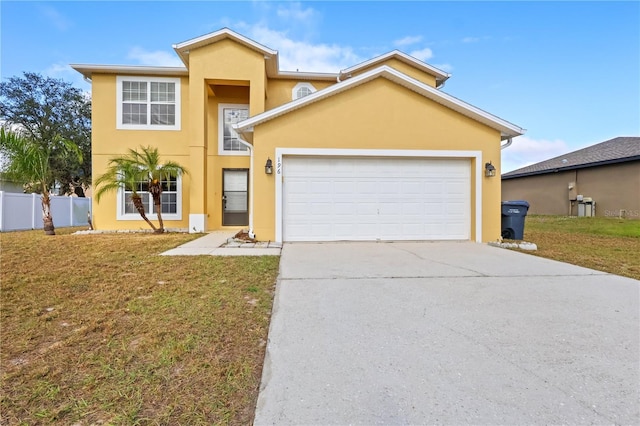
[218,104,249,155]
[117,76,181,130]
[117,174,182,220]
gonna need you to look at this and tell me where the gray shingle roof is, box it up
[502,136,640,179]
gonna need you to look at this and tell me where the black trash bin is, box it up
[501,200,530,240]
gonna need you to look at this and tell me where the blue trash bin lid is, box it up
[502,200,530,208]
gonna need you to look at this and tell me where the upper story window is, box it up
[292,82,316,100]
[116,76,181,130]
[218,104,249,156]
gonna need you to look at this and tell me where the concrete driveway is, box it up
[253,242,639,425]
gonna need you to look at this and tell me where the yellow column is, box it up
[188,79,208,232]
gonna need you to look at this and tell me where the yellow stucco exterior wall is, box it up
[88,32,508,241]
[90,73,191,231]
[250,78,502,242]
[265,79,334,110]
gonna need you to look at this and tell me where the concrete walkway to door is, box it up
[253,242,639,425]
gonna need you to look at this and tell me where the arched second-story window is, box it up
[292,82,316,100]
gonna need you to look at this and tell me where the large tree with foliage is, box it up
[0,128,82,235]
[94,146,188,233]
[0,72,91,196]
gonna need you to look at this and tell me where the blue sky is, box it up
[1,1,638,172]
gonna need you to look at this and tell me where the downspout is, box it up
[236,137,256,239]
[500,137,513,150]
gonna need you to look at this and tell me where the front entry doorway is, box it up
[222,169,249,226]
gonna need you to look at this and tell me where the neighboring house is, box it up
[502,137,640,218]
[72,28,524,242]
[0,178,23,193]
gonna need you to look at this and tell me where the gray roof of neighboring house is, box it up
[502,136,640,179]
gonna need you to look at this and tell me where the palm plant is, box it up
[94,146,188,233]
[0,127,82,235]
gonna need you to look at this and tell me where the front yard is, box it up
[2,215,637,424]
[1,228,279,425]
[521,215,640,280]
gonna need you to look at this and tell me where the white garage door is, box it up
[283,156,471,241]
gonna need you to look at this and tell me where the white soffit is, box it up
[70,64,188,80]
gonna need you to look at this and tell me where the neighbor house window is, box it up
[117,174,182,220]
[218,104,249,155]
[116,76,181,130]
[292,82,316,100]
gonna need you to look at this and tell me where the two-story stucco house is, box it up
[72,28,524,243]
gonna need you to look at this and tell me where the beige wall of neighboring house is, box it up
[502,161,640,218]
[0,179,24,193]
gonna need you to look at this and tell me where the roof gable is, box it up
[172,28,280,76]
[341,50,450,87]
[503,137,640,178]
[234,65,524,139]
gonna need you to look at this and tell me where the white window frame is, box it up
[292,82,317,100]
[116,76,181,131]
[116,174,183,221]
[218,103,250,156]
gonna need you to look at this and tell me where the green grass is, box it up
[520,215,640,280]
[1,228,280,425]
[524,215,640,238]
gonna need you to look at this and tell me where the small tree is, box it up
[94,146,188,233]
[0,128,82,235]
[0,72,91,196]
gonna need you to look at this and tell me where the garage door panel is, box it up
[379,181,399,194]
[283,157,470,241]
[335,181,356,194]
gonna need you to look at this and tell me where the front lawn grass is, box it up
[1,228,280,425]
[521,215,640,280]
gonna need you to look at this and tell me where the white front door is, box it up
[222,169,249,226]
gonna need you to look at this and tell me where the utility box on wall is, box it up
[568,182,577,200]
[577,196,596,217]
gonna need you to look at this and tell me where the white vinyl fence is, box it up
[0,191,91,232]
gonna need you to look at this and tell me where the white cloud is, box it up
[39,5,71,31]
[43,62,90,92]
[240,24,361,72]
[501,136,569,173]
[45,62,74,77]
[394,35,423,47]
[433,63,453,73]
[276,2,316,22]
[409,47,433,62]
[127,48,183,67]
[462,36,480,43]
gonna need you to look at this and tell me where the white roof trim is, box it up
[234,65,524,139]
[70,64,188,80]
[172,27,278,72]
[341,50,450,84]
[173,28,277,55]
[275,70,338,81]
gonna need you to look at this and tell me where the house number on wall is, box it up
[277,157,282,175]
